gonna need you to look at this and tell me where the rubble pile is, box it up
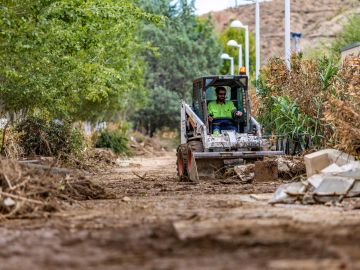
[276,156,306,179]
[270,149,360,205]
[231,156,305,183]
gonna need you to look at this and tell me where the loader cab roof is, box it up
[193,75,248,89]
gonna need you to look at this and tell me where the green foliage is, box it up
[219,27,256,75]
[317,56,338,91]
[132,86,181,136]
[132,0,221,135]
[330,14,360,56]
[264,96,314,137]
[139,0,221,96]
[0,0,159,122]
[95,129,129,154]
[16,117,84,156]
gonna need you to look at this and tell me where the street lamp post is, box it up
[220,53,234,75]
[227,40,243,74]
[230,20,249,77]
[285,0,291,69]
[236,0,272,93]
[255,0,260,84]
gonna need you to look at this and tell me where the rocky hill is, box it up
[206,0,359,62]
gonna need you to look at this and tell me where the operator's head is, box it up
[215,86,226,103]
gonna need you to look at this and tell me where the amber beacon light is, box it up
[239,67,246,75]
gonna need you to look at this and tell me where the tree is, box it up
[133,0,222,134]
[0,0,159,122]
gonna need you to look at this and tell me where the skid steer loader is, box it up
[176,75,284,182]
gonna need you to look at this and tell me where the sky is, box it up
[194,0,237,15]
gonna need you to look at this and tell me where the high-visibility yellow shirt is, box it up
[208,100,236,118]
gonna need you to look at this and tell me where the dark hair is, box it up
[215,86,226,94]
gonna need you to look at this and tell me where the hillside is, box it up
[207,0,359,62]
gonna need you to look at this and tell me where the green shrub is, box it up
[95,129,129,154]
[270,96,314,137]
[15,117,84,157]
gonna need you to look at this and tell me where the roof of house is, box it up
[341,42,360,53]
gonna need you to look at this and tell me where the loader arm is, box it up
[180,101,208,146]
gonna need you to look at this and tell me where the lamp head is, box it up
[227,40,239,47]
[220,53,231,60]
[230,20,245,28]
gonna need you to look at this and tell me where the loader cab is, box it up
[192,75,250,134]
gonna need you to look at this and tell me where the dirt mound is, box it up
[0,159,112,219]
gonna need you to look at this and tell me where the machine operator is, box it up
[207,86,242,135]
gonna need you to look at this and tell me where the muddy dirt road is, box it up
[1,152,360,270]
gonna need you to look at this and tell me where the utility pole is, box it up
[284,0,291,69]
[255,0,260,91]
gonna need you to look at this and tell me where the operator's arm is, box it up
[228,101,242,117]
[208,102,215,121]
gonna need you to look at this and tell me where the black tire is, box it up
[176,144,188,181]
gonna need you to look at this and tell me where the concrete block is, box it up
[327,149,355,166]
[336,161,360,179]
[308,174,324,188]
[313,176,355,196]
[304,151,330,177]
[269,183,297,204]
[347,180,360,197]
[304,149,355,177]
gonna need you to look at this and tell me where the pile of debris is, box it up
[270,149,360,205]
[0,158,112,219]
[229,156,305,183]
[56,148,119,173]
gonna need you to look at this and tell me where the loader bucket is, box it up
[187,150,225,182]
[187,151,284,182]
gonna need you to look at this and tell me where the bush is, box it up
[269,96,314,137]
[256,55,337,145]
[324,56,360,158]
[95,129,129,154]
[15,117,84,157]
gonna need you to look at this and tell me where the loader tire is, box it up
[176,144,188,181]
